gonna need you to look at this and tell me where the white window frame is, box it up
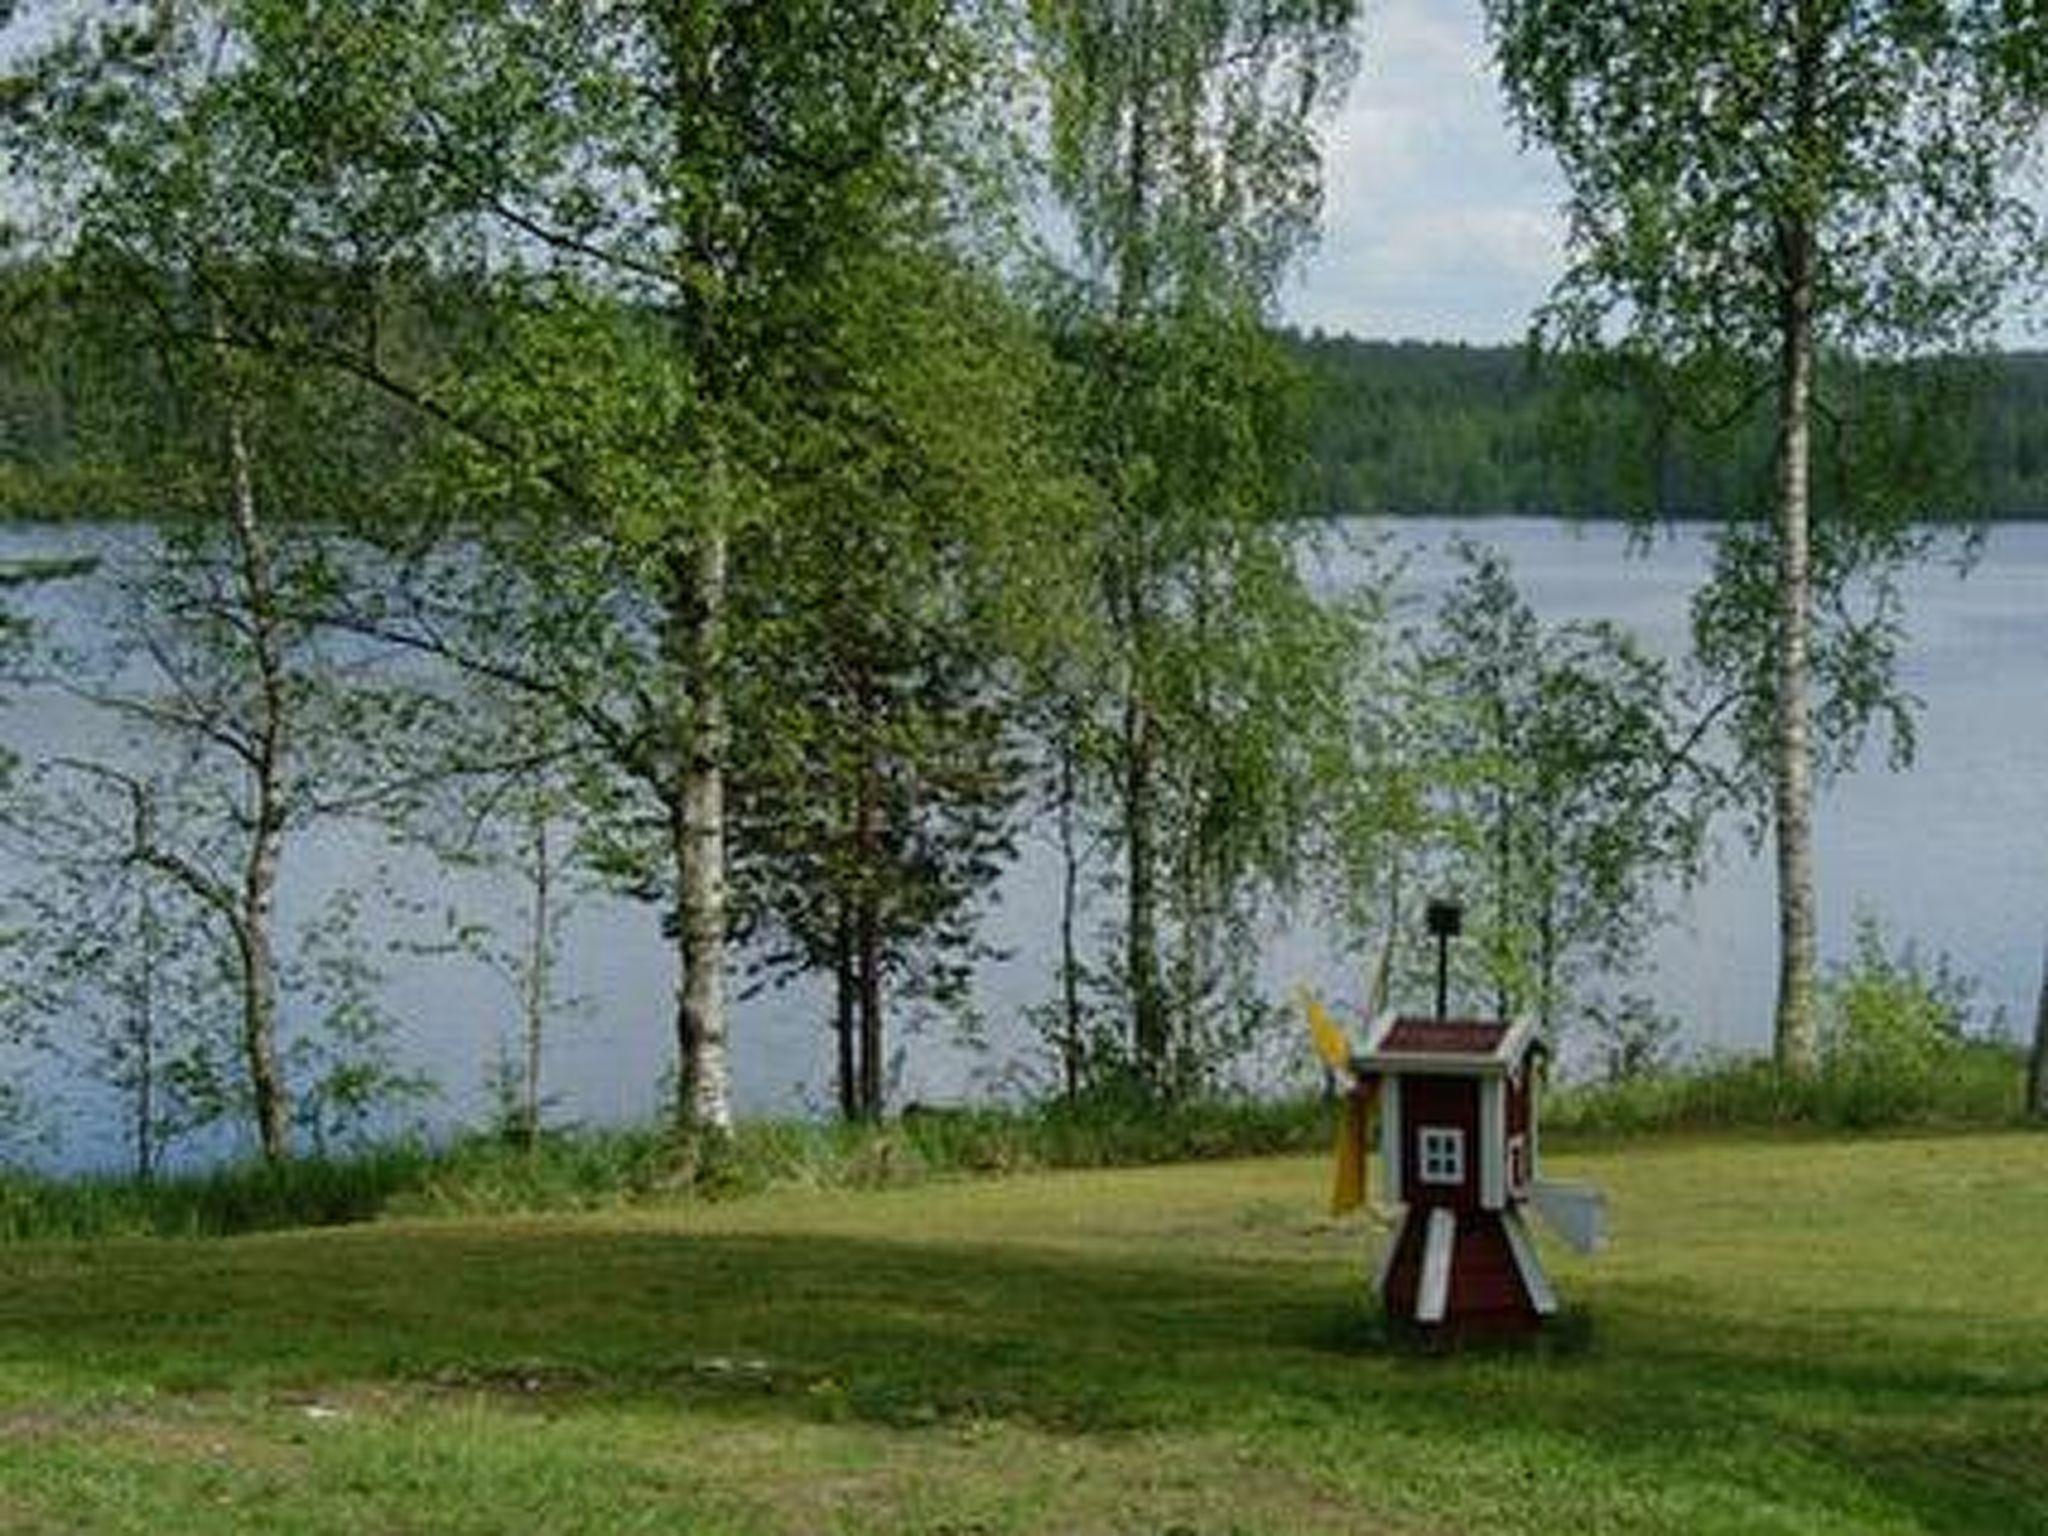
[1417,1126,1465,1186]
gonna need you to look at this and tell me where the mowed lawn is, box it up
[2,1132,2045,1534]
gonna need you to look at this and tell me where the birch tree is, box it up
[1485,0,2045,1072]
[2,4,444,1158]
[0,782,234,1179]
[1421,541,1722,1034]
[1027,0,1367,1090]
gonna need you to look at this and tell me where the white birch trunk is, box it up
[225,396,293,1161]
[1771,219,1821,1077]
[677,524,732,1133]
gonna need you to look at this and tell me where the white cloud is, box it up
[1289,0,2043,349]
[1284,0,1568,343]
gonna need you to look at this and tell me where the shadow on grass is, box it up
[2,1224,2042,1531]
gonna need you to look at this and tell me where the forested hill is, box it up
[1287,333,2048,520]
[8,313,2048,520]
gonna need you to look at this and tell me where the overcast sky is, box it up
[1282,1,1567,345]
[1288,1,2048,349]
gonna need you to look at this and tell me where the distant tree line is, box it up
[15,315,2048,525]
[1288,335,2048,521]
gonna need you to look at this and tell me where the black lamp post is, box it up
[1425,898,1463,1021]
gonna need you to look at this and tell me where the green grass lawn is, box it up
[2,1130,2044,1534]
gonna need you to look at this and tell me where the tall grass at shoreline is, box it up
[1,1042,2037,1244]
[1544,1039,2028,1136]
[0,1093,1333,1243]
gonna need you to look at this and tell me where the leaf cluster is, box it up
[1487,0,2046,365]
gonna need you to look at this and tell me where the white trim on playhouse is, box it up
[1479,1076,1507,1210]
[1417,1208,1457,1324]
[1417,1126,1465,1185]
[1378,1075,1404,1205]
[1500,1208,1559,1316]
[1372,1219,1402,1299]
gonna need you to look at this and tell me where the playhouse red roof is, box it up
[1354,1013,1544,1076]
[1375,1019,1510,1055]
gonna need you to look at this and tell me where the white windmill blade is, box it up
[1530,1179,1608,1255]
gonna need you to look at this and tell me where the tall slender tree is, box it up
[1485,0,2045,1072]
[730,254,1070,1121]
[0,777,236,1179]
[2,4,446,1159]
[1028,0,1365,1089]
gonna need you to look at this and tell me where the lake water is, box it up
[3,516,2044,1171]
[1473,518,2048,1060]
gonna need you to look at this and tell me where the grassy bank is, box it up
[4,1042,2037,1243]
[1,1131,2044,1532]
[0,1095,1331,1243]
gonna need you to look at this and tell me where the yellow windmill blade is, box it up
[1331,1088,1367,1215]
[1300,990,1375,1216]
[1300,990,1353,1075]
[1330,1079,1383,1217]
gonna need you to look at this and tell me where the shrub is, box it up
[1820,913,1973,1081]
[1549,917,2027,1137]
[1547,1046,2010,1137]
[1584,992,1683,1083]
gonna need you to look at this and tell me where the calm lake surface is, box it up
[4,516,2044,1171]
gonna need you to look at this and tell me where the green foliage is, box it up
[729,254,1074,1120]
[50,0,1041,1132]
[1583,992,1685,1084]
[1552,915,2021,1136]
[1027,0,1373,1092]
[0,816,238,1180]
[0,520,432,1163]
[0,1144,439,1242]
[282,891,435,1157]
[1404,541,1719,1030]
[1817,911,1980,1087]
[13,1003,2020,1244]
[1548,1041,2027,1136]
[1485,1,2043,366]
[1554,917,2017,1133]
[1030,0,1361,308]
[21,316,2048,525]
[9,0,2037,1167]
[0,1075,46,1161]
[1483,0,2047,1074]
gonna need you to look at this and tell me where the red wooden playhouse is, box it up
[1310,989,1607,1340]
[1358,1013,1568,1337]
